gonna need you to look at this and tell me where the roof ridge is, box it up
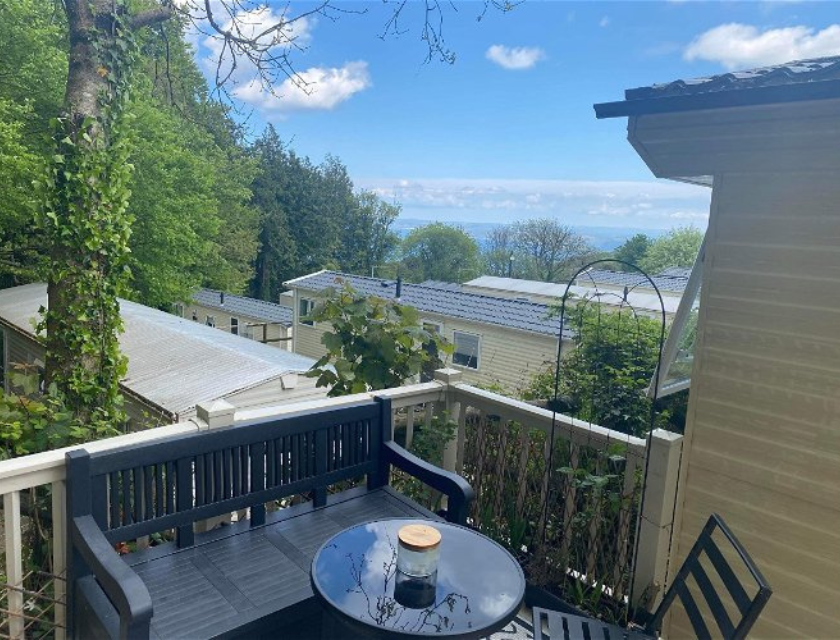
[198,288,288,310]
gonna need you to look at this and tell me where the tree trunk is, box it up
[44,0,169,424]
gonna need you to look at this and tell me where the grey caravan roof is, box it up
[0,284,316,418]
[193,289,293,326]
[286,271,571,339]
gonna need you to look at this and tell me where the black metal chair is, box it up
[533,513,772,640]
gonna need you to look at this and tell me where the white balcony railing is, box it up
[0,371,681,639]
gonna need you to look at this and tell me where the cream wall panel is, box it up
[294,323,329,360]
[187,303,291,349]
[671,172,840,638]
[290,291,561,395]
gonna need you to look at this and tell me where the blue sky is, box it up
[190,1,840,230]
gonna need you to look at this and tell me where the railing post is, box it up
[52,480,67,640]
[434,368,462,473]
[631,428,683,611]
[4,490,24,639]
[196,399,235,430]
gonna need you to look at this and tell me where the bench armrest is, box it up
[71,515,153,636]
[383,441,475,524]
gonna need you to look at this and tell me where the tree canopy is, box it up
[612,233,653,271]
[400,223,481,283]
[482,219,594,283]
[639,227,704,274]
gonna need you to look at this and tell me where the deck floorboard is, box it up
[122,488,435,639]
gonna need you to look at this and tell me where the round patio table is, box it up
[311,518,525,639]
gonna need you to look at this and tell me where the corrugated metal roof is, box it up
[193,289,293,326]
[286,271,572,339]
[0,284,316,417]
[463,276,681,315]
[576,269,689,294]
[625,56,840,101]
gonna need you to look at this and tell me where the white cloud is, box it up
[234,61,371,113]
[192,2,319,105]
[599,16,610,28]
[357,178,711,229]
[685,23,840,69]
[485,45,546,70]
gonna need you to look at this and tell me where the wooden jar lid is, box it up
[398,524,442,551]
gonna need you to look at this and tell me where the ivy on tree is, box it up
[306,281,452,396]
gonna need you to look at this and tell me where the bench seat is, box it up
[67,398,473,640]
[77,487,438,639]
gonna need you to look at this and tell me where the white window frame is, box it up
[205,315,216,328]
[421,319,442,335]
[299,297,315,327]
[648,236,706,398]
[452,330,481,371]
[230,317,240,335]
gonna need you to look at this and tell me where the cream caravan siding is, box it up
[185,302,292,350]
[670,173,840,639]
[291,291,561,394]
[6,330,42,372]
[435,317,559,392]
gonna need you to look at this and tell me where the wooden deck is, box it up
[78,487,437,639]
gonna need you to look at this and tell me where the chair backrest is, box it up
[66,398,389,547]
[646,513,772,640]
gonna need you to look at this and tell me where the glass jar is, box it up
[397,524,441,577]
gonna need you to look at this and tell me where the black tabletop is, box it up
[311,518,525,639]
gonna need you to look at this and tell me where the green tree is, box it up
[336,191,401,277]
[482,226,516,277]
[511,218,593,282]
[400,223,480,283]
[306,282,452,396]
[612,233,652,271]
[480,219,594,282]
[15,0,511,428]
[0,0,67,288]
[124,80,258,308]
[640,227,703,274]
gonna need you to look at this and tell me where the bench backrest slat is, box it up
[68,400,386,544]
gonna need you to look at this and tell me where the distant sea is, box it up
[392,218,666,252]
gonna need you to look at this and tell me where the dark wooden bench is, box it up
[66,397,474,640]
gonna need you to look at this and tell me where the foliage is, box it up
[0,0,67,288]
[306,281,452,396]
[522,302,693,435]
[124,77,258,307]
[36,5,139,427]
[482,218,594,282]
[393,412,458,511]
[482,225,516,277]
[400,222,480,283]
[0,368,119,459]
[335,191,401,277]
[460,413,640,624]
[249,128,400,300]
[639,226,703,274]
[526,305,665,437]
[511,218,594,282]
[612,233,652,271]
